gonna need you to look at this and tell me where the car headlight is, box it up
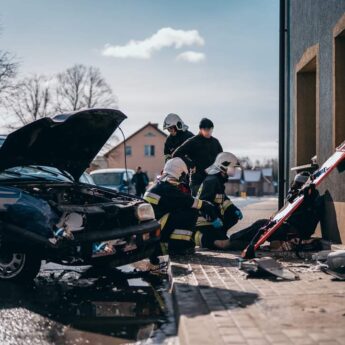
[136,203,155,221]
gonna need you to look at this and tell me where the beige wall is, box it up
[106,125,166,181]
[320,200,345,244]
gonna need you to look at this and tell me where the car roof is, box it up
[90,168,135,174]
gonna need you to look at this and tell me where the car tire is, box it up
[0,250,41,282]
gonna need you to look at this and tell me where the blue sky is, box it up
[0,0,279,159]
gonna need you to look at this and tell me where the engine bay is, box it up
[9,182,141,208]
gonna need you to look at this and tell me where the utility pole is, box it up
[278,0,286,209]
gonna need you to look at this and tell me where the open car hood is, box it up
[0,108,126,180]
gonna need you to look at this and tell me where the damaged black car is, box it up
[0,109,160,282]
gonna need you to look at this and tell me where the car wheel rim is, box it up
[0,252,26,279]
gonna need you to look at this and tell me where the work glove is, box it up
[235,209,243,220]
[212,218,223,229]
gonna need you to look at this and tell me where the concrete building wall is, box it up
[106,125,166,181]
[288,1,345,242]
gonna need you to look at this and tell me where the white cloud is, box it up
[176,51,205,63]
[102,27,205,59]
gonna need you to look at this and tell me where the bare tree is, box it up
[0,52,17,97]
[0,25,18,104]
[55,64,117,112]
[84,66,117,108]
[4,75,52,128]
[55,64,86,112]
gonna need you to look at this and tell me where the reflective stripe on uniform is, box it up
[196,216,212,227]
[159,213,170,230]
[194,231,203,246]
[192,198,203,209]
[170,229,193,241]
[196,184,203,198]
[143,191,161,205]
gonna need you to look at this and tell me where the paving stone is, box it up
[246,339,270,345]
[221,334,246,343]
[289,337,315,345]
[171,198,345,345]
[240,328,265,338]
[282,329,307,338]
[309,333,333,342]
[265,333,290,343]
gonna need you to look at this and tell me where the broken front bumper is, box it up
[2,219,161,265]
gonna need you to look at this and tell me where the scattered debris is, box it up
[319,250,345,280]
[239,257,299,280]
[321,267,345,281]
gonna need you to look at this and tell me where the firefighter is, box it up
[163,113,194,162]
[194,152,244,250]
[173,117,223,195]
[144,157,218,255]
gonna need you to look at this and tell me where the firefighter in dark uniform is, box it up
[173,118,223,196]
[163,113,194,162]
[194,152,244,250]
[144,157,218,255]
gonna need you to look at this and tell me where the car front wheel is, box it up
[0,250,41,282]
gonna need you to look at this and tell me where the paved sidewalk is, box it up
[171,198,345,345]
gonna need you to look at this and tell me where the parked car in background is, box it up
[91,168,136,194]
[79,172,95,185]
[0,109,160,282]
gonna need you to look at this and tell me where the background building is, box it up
[225,168,276,197]
[104,123,167,181]
[285,1,345,242]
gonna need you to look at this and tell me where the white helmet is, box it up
[162,157,188,179]
[205,152,241,176]
[163,113,188,131]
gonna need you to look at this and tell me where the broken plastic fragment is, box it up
[92,242,115,257]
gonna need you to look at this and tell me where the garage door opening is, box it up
[295,49,318,166]
[334,28,345,148]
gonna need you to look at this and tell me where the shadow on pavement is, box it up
[171,252,241,268]
[173,282,259,318]
[321,191,342,243]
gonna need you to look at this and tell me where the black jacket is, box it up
[198,174,229,206]
[144,180,196,220]
[132,172,148,189]
[173,134,223,185]
[198,173,239,222]
[164,130,194,161]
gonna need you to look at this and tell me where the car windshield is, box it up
[0,166,73,182]
[0,138,6,147]
[92,172,123,186]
